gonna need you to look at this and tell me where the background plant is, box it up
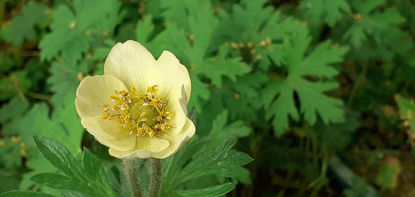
[0,0,415,196]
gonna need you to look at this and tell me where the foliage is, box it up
[1,0,415,196]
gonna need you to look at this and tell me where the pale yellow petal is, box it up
[104,40,156,93]
[104,40,191,99]
[150,50,191,101]
[166,86,188,134]
[75,75,127,119]
[81,116,136,151]
[109,136,170,159]
[153,118,195,159]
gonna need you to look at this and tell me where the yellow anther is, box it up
[103,85,174,137]
[266,37,272,44]
[147,85,158,94]
[11,136,20,143]
[259,40,267,46]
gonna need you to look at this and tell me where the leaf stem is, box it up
[149,158,162,197]
[123,159,142,197]
[347,63,369,108]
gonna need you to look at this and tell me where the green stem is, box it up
[123,159,142,197]
[149,158,162,197]
[347,63,369,108]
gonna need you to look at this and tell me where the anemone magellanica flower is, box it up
[75,40,195,159]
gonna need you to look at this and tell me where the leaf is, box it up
[299,0,350,26]
[0,56,20,72]
[34,136,84,180]
[197,45,251,88]
[315,112,360,150]
[136,16,154,44]
[39,0,122,62]
[0,70,32,101]
[174,182,236,197]
[0,97,29,124]
[262,26,348,135]
[32,136,115,197]
[343,0,412,61]
[162,136,252,196]
[209,110,252,141]
[5,1,47,45]
[47,61,87,106]
[375,156,401,189]
[0,137,23,169]
[82,149,114,195]
[0,191,56,197]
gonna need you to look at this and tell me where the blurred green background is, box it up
[1,0,415,196]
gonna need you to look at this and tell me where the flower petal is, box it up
[151,50,191,101]
[104,40,156,93]
[81,116,136,151]
[154,118,195,159]
[104,40,191,100]
[167,86,188,134]
[75,75,127,119]
[109,136,170,159]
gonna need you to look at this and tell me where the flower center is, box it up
[102,85,174,137]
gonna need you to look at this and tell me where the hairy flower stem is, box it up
[123,159,142,197]
[149,158,162,197]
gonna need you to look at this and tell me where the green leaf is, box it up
[0,70,32,101]
[174,182,236,197]
[33,136,84,180]
[82,149,114,195]
[39,0,122,62]
[0,57,19,72]
[343,0,412,61]
[136,15,154,44]
[0,137,23,169]
[5,1,47,45]
[163,136,252,196]
[32,136,115,197]
[209,110,252,141]
[47,61,87,106]
[0,97,29,124]
[300,0,350,26]
[375,157,401,189]
[262,26,348,135]
[197,45,251,88]
[0,191,55,197]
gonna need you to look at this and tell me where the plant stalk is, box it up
[149,158,162,197]
[123,159,142,197]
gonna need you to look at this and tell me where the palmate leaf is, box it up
[214,0,306,68]
[208,110,252,140]
[48,61,88,106]
[39,0,122,62]
[343,0,412,62]
[162,136,252,197]
[0,70,32,101]
[15,93,84,190]
[262,25,348,135]
[32,136,115,197]
[136,2,250,112]
[162,111,252,196]
[5,1,47,46]
[299,0,350,26]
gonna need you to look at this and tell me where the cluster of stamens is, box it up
[102,85,174,137]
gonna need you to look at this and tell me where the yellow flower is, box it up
[75,40,195,159]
